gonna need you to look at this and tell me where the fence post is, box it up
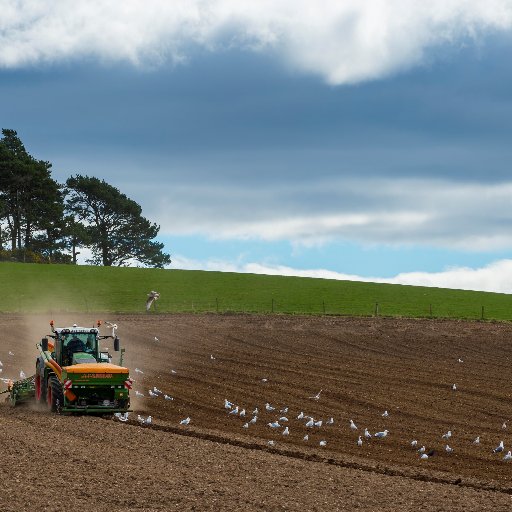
[374,302,379,316]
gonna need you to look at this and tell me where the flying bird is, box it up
[309,390,322,400]
[146,291,160,311]
[104,321,118,337]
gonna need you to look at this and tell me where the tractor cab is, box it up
[50,323,119,368]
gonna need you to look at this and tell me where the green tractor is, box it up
[33,321,132,413]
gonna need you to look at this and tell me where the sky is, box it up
[2,1,512,292]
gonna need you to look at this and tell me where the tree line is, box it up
[0,129,171,267]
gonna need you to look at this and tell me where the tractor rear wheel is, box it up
[35,365,46,403]
[47,375,63,413]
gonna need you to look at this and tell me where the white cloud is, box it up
[1,1,512,84]
[171,255,512,294]
[151,178,512,252]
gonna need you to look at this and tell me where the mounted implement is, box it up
[11,320,133,414]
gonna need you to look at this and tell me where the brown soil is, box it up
[1,313,512,511]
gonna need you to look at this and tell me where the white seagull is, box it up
[452,384,457,391]
[357,436,363,447]
[135,368,144,374]
[473,436,480,445]
[146,291,160,311]
[180,417,191,425]
[297,411,304,420]
[493,441,504,453]
[374,430,389,438]
[268,421,280,428]
[164,394,174,401]
[282,427,290,436]
[305,418,314,428]
[265,403,275,412]
[148,390,158,398]
[309,390,322,400]
[382,410,389,418]
[445,445,453,453]
[350,419,358,431]
[365,428,372,439]
[105,321,118,337]
[303,434,309,441]
[135,390,145,398]
[411,440,418,448]
[442,430,452,440]
[319,440,327,447]
[504,451,512,461]
[19,370,26,379]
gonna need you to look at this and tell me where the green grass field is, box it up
[1,261,512,320]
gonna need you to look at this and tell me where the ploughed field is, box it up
[1,313,512,511]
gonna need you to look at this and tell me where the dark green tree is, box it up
[65,175,171,267]
[0,129,64,257]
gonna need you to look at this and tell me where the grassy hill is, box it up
[1,261,512,320]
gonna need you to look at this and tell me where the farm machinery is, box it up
[4,321,132,413]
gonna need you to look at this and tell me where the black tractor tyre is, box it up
[35,364,47,404]
[48,374,63,413]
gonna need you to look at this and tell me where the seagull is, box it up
[225,399,233,409]
[314,420,323,427]
[418,446,426,454]
[280,407,289,413]
[326,417,334,425]
[242,423,249,429]
[0,361,3,366]
[249,416,257,424]
[503,421,507,430]
[374,430,389,438]
[305,418,314,428]
[268,440,275,446]
[365,428,372,439]
[279,416,288,422]
[135,368,144,374]
[19,370,26,379]
[146,291,160,311]
[229,406,239,415]
[297,412,304,420]
[171,370,177,374]
[319,440,327,447]
[148,390,158,398]
[154,336,159,342]
[104,321,118,337]
[303,434,309,441]
[8,351,14,356]
[180,417,191,425]
[493,441,504,453]
[137,414,145,424]
[239,409,246,417]
[265,403,275,412]
[350,419,357,431]
[382,410,389,418]
[357,436,363,447]
[473,436,480,445]
[458,358,464,363]
[282,427,289,436]
[261,378,268,383]
[145,415,152,426]
[411,440,418,448]
[210,354,215,360]
[442,430,452,440]
[268,421,280,428]
[445,445,453,453]
[164,394,173,401]
[452,384,457,391]
[504,451,512,461]
[135,390,145,398]
[309,390,322,400]
[420,454,429,460]
[115,412,129,422]
[153,387,163,395]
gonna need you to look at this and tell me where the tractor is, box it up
[30,320,132,413]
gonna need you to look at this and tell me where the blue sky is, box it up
[3,2,512,292]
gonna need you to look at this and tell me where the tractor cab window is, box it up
[61,333,97,365]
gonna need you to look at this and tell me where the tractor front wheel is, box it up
[47,375,63,413]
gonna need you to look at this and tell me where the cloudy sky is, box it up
[2,1,512,292]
